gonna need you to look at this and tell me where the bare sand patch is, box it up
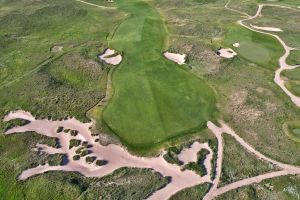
[217,48,237,58]
[4,110,213,200]
[163,51,186,65]
[250,24,283,32]
[99,48,122,65]
[233,43,240,47]
[178,142,210,165]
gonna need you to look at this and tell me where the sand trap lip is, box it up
[4,110,213,200]
[217,48,237,58]
[163,51,186,65]
[250,24,283,32]
[99,48,122,65]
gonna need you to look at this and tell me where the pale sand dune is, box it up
[164,52,186,65]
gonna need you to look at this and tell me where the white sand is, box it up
[99,48,122,65]
[217,48,237,58]
[6,109,300,199]
[233,43,240,47]
[163,52,186,65]
[4,110,213,200]
[177,142,212,165]
[250,24,283,32]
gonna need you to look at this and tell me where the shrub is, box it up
[69,139,81,149]
[85,156,96,164]
[95,160,108,166]
[73,155,80,161]
[70,130,78,136]
[57,126,64,133]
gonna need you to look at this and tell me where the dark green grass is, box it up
[102,0,217,148]
[287,50,300,66]
[222,25,284,70]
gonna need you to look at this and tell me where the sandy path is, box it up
[75,0,116,9]
[203,121,300,199]
[203,122,224,200]
[250,24,283,32]
[227,1,300,107]
[4,110,213,200]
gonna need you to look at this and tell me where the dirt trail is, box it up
[203,121,300,200]
[203,122,224,200]
[75,0,116,9]
[227,0,300,107]
[4,110,213,200]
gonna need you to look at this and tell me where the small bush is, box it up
[75,147,84,154]
[80,149,90,157]
[70,130,78,136]
[64,129,70,133]
[95,160,108,166]
[57,126,64,133]
[69,139,81,149]
[73,155,80,161]
[85,156,96,164]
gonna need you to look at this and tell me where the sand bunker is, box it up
[163,52,186,65]
[217,48,237,58]
[4,110,213,200]
[99,48,122,65]
[233,43,240,47]
[250,24,283,32]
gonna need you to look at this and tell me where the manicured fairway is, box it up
[102,0,216,147]
[223,25,284,70]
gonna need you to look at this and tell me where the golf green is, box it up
[102,0,216,147]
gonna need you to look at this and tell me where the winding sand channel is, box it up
[6,110,300,199]
[4,110,213,200]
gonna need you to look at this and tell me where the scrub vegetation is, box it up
[220,134,275,187]
[217,175,300,200]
